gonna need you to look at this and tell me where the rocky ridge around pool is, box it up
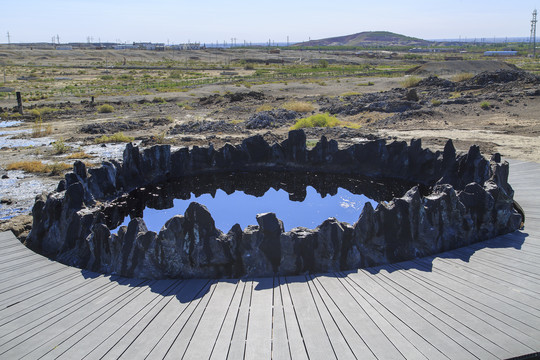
[26,129,522,279]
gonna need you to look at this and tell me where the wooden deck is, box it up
[1,159,539,359]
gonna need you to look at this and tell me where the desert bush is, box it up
[98,104,114,113]
[431,99,442,106]
[177,102,194,110]
[152,97,166,103]
[100,75,114,80]
[244,63,255,70]
[291,113,341,130]
[452,72,474,82]
[480,101,491,110]
[282,101,314,113]
[400,76,421,88]
[318,59,329,68]
[94,132,134,144]
[52,138,70,154]
[30,109,41,118]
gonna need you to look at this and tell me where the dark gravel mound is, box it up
[199,91,265,106]
[80,118,170,134]
[169,120,245,135]
[463,70,539,86]
[417,76,455,88]
[245,109,299,129]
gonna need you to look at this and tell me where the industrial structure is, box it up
[531,9,537,58]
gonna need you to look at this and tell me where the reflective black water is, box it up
[106,171,417,232]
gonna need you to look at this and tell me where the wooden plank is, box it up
[324,274,428,360]
[161,280,217,359]
[244,277,274,360]
[79,279,210,360]
[347,270,475,359]
[271,276,291,360]
[391,262,540,350]
[181,280,239,360]
[306,275,359,360]
[285,275,336,360]
[340,271,444,360]
[381,265,515,358]
[20,280,172,359]
[0,278,145,358]
[209,280,247,360]
[226,280,253,360]
[277,276,308,360]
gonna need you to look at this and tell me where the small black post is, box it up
[91,96,95,105]
[16,91,23,115]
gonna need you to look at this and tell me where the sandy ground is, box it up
[1,49,539,235]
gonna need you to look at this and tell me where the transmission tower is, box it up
[530,9,537,58]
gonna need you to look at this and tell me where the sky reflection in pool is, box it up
[115,186,377,233]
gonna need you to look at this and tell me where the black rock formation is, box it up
[26,130,523,279]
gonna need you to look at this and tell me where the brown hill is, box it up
[294,31,430,47]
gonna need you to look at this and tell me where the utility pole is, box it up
[530,9,537,58]
[6,32,10,45]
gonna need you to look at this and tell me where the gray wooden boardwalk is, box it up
[1,159,539,359]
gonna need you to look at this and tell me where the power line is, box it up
[530,9,537,58]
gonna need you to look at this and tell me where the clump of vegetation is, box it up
[66,151,93,159]
[317,59,329,68]
[431,99,442,106]
[400,76,421,88]
[452,72,474,82]
[291,113,341,130]
[256,104,274,112]
[52,138,70,154]
[152,97,166,103]
[100,75,114,80]
[244,63,255,70]
[6,160,71,175]
[151,132,167,144]
[98,104,114,113]
[480,101,491,110]
[177,102,194,110]
[340,92,361,97]
[94,132,134,144]
[282,101,315,113]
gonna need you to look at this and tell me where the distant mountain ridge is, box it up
[294,31,431,47]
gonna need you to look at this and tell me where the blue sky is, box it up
[1,0,538,44]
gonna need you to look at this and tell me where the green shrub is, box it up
[291,113,341,130]
[152,97,166,103]
[480,101,491,110]
[52,138,70,154]
[100,75,114,80]
[431,99,442,106]
[98,104,114,113]
[318,59,329,68]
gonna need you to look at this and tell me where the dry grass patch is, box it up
[256,104,274,112]
[66,151,94,159]
[7,161,71,175]
[400,76,421,88]
[282,101,315,113]
[95,132,134,144]
[452,72,474,82]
